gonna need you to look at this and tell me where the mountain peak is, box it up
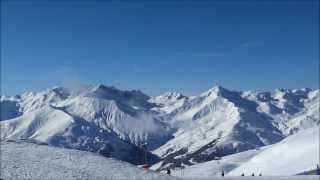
[90,84,148,98]
[91,84,118,92]
[171,92,184,98]
[202,85,230,97]
[211,85,226,91]
[160,92,186,100]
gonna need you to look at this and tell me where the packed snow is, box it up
[0,140,177,180]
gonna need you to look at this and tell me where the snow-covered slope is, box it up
[228,126,320,176]
[1,84,318,168]
[0,105,159,164]
[162,127,319,178]
[150,92,188,113]
[154,148,261,177]
[0,106,74,141]
[0,140,177,180]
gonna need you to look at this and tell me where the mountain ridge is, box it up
[1,84,319,169]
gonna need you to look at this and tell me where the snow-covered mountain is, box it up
[152,87,319,170]
[1,84,319,169]
[0,84,173,164]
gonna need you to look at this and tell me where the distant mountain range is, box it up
[1,84,319,169]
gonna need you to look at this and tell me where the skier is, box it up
[259,173,262,176]
[252,172,255,176]
[166,169,171,176]
[241,173,244,176]
[317,164,320,175]
[221,170,224,177]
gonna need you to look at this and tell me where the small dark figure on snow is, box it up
[259,173,262,176]
[221,170,225,177]
[252,173,255,176]
[317,164,320,175]
[241,173,244,176]
[166,169,171,175]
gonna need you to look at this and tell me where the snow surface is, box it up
[166,127,319,178]
[1,141,318,180]
[165,148,262,177]
[0,140,177,180]
[183,177,320,180]
[228,127,320,176]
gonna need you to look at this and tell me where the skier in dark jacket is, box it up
[317,164,320,175]
[252,172,255,176]
[241,173,244,176]
[166,169,171,175]
[221,170,224,177]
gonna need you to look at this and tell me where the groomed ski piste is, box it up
[0,140,177,180]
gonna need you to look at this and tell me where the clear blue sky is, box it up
[1,0,319,95]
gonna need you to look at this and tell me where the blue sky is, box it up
[1,0,319,95]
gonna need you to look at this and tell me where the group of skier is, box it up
[221,170,261,177]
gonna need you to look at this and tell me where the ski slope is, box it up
[184,177,319,180]
[167,148,262,177]
[228,126,320,176]
[0,140,177,180]
[165,127,319,179]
